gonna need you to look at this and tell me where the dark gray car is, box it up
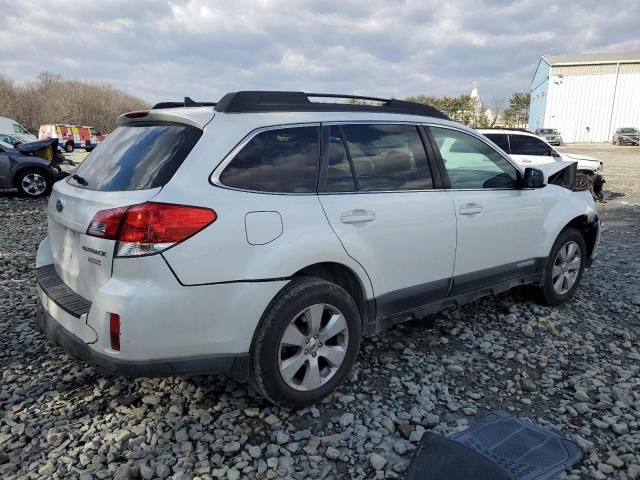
[0,138,67,197]
[612,127,640,145]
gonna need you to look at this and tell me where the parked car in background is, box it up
[39,124,106,153]
[535,128,562,145]
[0,116,38,144]
[479,129,604,199]
[0,138,66,197]
[0,133,22,146]
[612,127,640,146]
[36,91,600,408]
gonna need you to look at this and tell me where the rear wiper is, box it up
[71,174,88,186]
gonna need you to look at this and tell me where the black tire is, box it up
[534,227,586,306]
[250,277,362,408]
[15,169,52,198]
[64,142,74,153]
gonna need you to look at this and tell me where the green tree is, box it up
[406,94,477,126]
[504,92,531,128]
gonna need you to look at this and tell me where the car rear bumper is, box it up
[36,300,249,378]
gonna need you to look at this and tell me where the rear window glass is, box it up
[508,135,552,156]
[69,123,202,191]
[219,126,319,193]
[484,133,510,153]
[340,124,432,191]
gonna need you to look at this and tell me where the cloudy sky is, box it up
[1,0,639,104]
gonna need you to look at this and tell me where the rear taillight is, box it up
[109,313,120,351]
[87,206,128,239]
[86,202,217,257]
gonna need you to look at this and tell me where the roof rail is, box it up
[213,91,449,119]
[481,127,534,133]
[152,97,216,109]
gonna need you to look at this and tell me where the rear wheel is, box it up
[250,277,361,408]
[64,142,74,153]
[16,169,52,198]
[534,227,586,305]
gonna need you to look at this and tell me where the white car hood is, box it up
[562,152,599,162]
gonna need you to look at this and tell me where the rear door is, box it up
[47,120,205,302]
[507,134,558,167]
[318,123,456,318]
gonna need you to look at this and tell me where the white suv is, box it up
[479,129,605,196]
[36,92,600,407]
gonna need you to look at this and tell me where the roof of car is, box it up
[478,128,539,137]
[151,91,449,119]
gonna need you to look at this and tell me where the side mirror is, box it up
[523,167,545,188]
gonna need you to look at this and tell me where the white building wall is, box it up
[609,64,640,139]
[539,63,640,143]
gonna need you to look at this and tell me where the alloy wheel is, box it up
[551,241,581,295]
[21,173,47,196]
[278,303,349,391]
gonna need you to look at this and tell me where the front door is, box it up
[318,123,456,318]
[429,126,545,295]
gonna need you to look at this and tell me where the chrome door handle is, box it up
[341,209,376,223]
[459,203,483,215]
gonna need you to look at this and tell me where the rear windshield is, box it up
[69,123,202,191]
[539,129,558,134]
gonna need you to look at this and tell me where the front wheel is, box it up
[534,227,586,305]
[64,142,74,153]
[575,172,592,191]
[250,277,362,408]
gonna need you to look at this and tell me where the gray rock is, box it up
[424,414,440,427]
[369,452,388,470]
[325,446,340,459]
[141,395,161,406]
[573,390,590,402]
[339,412,355,427]
[140,465,154,480]
[223,441,241,453]
[446,365,464,375]
[247,445,262,459]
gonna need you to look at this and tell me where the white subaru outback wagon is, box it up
[36,91,600,408]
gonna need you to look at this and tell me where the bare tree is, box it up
[487,96,507,127]
[0,72,149,134]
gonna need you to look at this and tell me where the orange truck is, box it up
[39,124,105,153]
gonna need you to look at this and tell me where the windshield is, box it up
[621,128,639,134]
[540,129,558,135]
[69,122,202,191]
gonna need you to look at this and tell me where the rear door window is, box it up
[325,126,356,192]
[508,135,552,156]
[70,122,202,191]
[483,133,510,153]
[219,126,319,193]
[337,124,433,191]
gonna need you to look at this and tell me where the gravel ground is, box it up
[1,145,639,479]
